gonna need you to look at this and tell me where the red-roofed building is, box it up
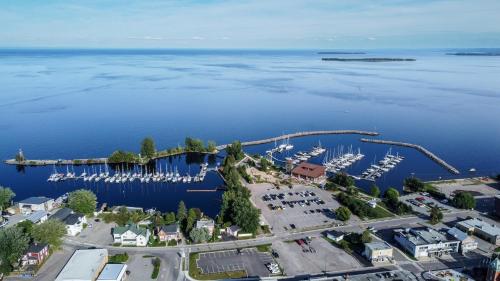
[291,162,326,183]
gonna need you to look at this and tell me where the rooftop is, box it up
[55,248,108,281]
[97,263,127,281]
[291,162,326,179]
[365,241,392,251]
[457,218,500,236]
[19,196,52,205]
[63,213,84,225]
[50,207,73,221]
[25,210,48,223]
[113,223,148,236]
[196,219,215,228]
[395,227,458,246]
[447,227,472,241]
[158,223,179,234]
[25,242,48,254]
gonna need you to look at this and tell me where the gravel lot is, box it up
[68,219,115,246]
[272,236,364,275]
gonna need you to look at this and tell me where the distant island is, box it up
[321,58,416,62]
[317,51,366,55]
[446,52,500,56]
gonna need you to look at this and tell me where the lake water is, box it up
[1,48,499,216]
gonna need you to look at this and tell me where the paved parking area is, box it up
[429,178,499,198]
[68,219,114,246]
[273,236,364,275]
[196,248,275,277]
[400,193,456,216]
[249,183,354,233]
[126,254,155,281]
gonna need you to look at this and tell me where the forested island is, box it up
[322,58,416,62]
[446,52,500,56]
[317,51,366,55]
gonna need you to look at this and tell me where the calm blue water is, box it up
[1,48,499,216]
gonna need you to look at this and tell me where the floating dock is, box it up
[360,138,460,175]
[216,130,379,150]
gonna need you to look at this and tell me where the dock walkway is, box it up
[360,138,460,175]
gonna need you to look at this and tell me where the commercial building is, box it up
[156,223,180,242]
[394,227,460,259]
[55,248,108,281]
[325,230,344,242]
[17,196,54,214]
[25,210,49,224]
[363,241,393,263]
[113,223,151,246]
[447,227,478,254]
[291,162,326,183]
[50,207,87,236]
[196,219,215,236]
[97,264,128,281]
[456,218,500,245]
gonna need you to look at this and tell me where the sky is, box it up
[1,0,499,49]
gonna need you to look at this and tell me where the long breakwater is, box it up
[360,138,460,175]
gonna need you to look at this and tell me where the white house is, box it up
[17,197,54,214]
[113,224,151,247]
[226,225,241,237]
[50,208,87,236]
[325,230,345,242]
[25,210,49,224]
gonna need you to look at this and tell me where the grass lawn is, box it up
[350,196,394,219]
[189,253,247,280]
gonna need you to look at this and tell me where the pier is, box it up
[4,158,108,166]
[360,138,460,175]
[216,130,379,150]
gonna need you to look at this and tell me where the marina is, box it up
[359,149,404,181]
[322,145,364,173]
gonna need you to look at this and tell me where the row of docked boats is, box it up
[360,150,404,181]
[286,143,327,164]
[266,137,294,154]
[322,145,364,173]
[47,162,211,184]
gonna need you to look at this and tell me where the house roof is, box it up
[113,224,148,236]
[25,242,48,254]
[19,196,52,205]
[326,230,344,237]
[291,162,326,178]
[50,208,73,221]
[26,210,48,223]
[196,219,215,229]
[97,264,127,280]
[228,225,241,232]
[158,223,179,234]
[55,249,108,281]
[63,213,84,225]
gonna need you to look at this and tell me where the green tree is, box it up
[31,220,67,249]
[332,172,354,187]
[0,227,29,274]
[232,198,260,233]
[370,185,381,198]
[452,192,476,210]
[260,158,270,171]
[189,227,210,243]
[186,209,197,234]
[335,206,351,221]
[17,220,34,234]
[384,187,400,204]
[404,177,425,192]
[164,212,176,224]
[429,206,443,224]
[140,137,156,159]
[151,212,165,227]
[361,230,372,243]
[115,207,131,226]
[207,140,217,152]
[225,141,244,160]
[68,189,97,216]
[177,201,187,223]
[108,150,138,163]
[346,186,359,196]
[0,186,15,212]
[185,137,205,152]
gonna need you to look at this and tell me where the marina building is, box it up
[291,162,326,183]
[447,227,478,254]
[363,241,393,263]
[393,227,460,259]
[55,248,108,281]
[456,218,500,245]
[17,196,54,214]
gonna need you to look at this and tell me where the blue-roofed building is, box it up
[97,263,127,281]
[17,196,54,214]
[25,210,49,224]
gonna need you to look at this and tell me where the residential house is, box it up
[447,227,478,254]
[156,223,180,242]
[50,208,87,236]
[226,225,241,237]
[113,224,151,246]
[21,243,49,267]
[325,230,344,242]
[196,219,215,236]
[17,196,54,214]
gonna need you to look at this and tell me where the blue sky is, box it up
[1,0,499,48]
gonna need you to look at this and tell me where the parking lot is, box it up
[273,236,364,275]
[249,183,353,232]
[196,248,276,277]
[400,193,456,216]
[67,219,114,246]
[430,178,499,198]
